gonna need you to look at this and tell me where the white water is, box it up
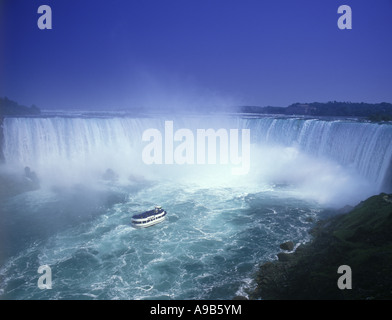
[1,115,392,300]
[0,180,319,299]
[2,115,392,205]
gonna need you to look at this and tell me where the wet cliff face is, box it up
[0,117,4,163]
[382,161,392,193]
[251,193,392,300]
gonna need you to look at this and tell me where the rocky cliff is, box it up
[251,193,392,300]
[0,117,4,163]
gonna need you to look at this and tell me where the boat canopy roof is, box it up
[132,207,164,219]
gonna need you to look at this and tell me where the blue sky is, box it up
[1,0,392,111]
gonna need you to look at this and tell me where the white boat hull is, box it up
[131,208,167,228]
[132,215,166,228]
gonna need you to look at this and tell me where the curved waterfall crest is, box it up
[2,116,392,191]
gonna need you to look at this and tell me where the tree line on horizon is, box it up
[2,96,392,121]
[0,97,41,116]
[241,101,392,121]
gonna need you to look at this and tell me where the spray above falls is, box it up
[1,115,392,205]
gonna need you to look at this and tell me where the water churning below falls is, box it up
[0,115,391,299]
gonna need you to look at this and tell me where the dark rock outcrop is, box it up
[251,193,392,300]
[102,168,119,182]
[0,117,4,163]
[0,167,41,199]
[279,241,294,251]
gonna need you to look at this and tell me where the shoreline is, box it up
[249,193,392,300]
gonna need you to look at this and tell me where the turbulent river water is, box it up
[1,114,391,299]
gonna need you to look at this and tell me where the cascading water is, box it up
[245,117,392,190]
[1,114,391,300]
[2,116,391,190]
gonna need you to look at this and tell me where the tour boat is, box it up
[131,206,167,228]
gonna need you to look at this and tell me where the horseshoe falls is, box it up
[1,115,391,299]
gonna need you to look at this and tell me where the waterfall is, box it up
[2,116,392,192]
[246,118,392,190]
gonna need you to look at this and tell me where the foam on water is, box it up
[1,115,391,299]
[0,180,320,300]
[3,115,391,203]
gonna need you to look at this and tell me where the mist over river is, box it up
[1,114,391,299]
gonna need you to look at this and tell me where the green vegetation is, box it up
[240,101,392,121]
[0,97,41,116]
[367,114,392,122]
[251,193,392,300]
[0,97,41,162]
